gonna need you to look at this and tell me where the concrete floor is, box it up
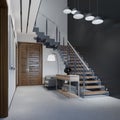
[1,86,120,120]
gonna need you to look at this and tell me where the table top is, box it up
[56,74,79,82]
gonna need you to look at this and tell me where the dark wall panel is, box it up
[68,5,120,98]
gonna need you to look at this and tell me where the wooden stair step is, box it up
[62,53,75,55]
[70,68,84,71]
[79,72,93,75]
[70,67,84,70]
[69,64,84,67]
[71,72,83,75]
[58,90,79,98]
[83,85,104,89]
[80,80,100,84]
[69,59,80,61]
[69,62,82,64]
[81,76,96,79]
[71,70,93,74]
[84,90,108,95]
[69,56,78,58]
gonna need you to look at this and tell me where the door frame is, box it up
[16,43,19,86]
[0,0,8,117]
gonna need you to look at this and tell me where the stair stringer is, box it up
[33,27,60,50]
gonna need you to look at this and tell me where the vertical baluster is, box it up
[83,66,86,98]
[46,19,48,36]
[59,31,61,43]
[67,43,69,68]
[56,26,58,42]
[74,54,77,75]
[63,37,65,46]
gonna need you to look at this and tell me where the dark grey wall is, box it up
[68,14,120,98]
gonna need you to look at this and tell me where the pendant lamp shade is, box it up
[92,16,103,25]
[71,8,77,14]
[63,7,71,14]
[73,11,84,19]
[85,13,95,21]
[92,0,104,25]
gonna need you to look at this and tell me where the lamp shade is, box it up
[63,7,71,14]
[92,16,103,25]
[73,11,84,19]
[71,8,77,14]
[47,54,56,61]
[85,13,95,21]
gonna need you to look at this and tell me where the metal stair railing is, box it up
[67,41,89,71]
[67,41,90,97]
[57,43,88,96]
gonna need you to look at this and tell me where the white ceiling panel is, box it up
[10,0,21,33]
[22,0,29,33]
[28,0,41,33]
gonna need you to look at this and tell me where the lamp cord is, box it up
[89,0,91,12]
[78,0,79,11]
[97,0,98,16]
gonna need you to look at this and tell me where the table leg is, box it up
[78,81,80,96]
[56,79,57,90]
[69,80,71,94]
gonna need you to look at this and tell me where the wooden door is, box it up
[18,42,42,86]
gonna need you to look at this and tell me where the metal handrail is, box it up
[67,41,89,71]
[67,41,89,97]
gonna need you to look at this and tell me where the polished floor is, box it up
[1,86,120,120]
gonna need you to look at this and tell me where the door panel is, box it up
[18,42,42,86]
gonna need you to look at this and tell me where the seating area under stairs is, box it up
[33,27,109,97]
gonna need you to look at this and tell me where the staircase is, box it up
[33,27,60,49]
[58,44,109,97]
[33,27,109,97]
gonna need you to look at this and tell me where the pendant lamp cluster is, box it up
[63,0,103,25]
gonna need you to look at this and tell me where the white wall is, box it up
[7,0,17,106]
[36,0,67,45]
[17,33,37,43]
[43,46,65,82]
[8,15,17,106]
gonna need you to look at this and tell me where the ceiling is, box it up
[9,0,120,34]
[10,0,41,34]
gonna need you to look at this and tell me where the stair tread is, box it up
[80,72,93,74]
[69,64,84,67]
[80,76,96,79]
[71,71,93,74]
[84,90,108,95]
[80,80,100,84]
[83,85,104,89]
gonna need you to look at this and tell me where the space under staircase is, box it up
[33,27,109,97]
[58,43,109,97]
